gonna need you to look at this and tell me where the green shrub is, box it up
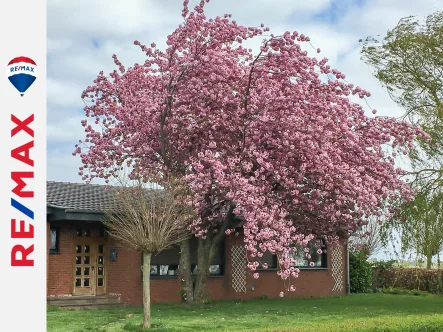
[349,250,372,293]
[372,267,443,293]
[371,259,396,270]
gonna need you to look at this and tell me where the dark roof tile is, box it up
[47,181,120,212]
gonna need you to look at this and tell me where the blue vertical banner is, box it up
[0,0,46,331]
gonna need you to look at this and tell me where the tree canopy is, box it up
[75,0,427,293]
[361,11,443,190]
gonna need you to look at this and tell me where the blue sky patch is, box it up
[92,38,100,49]
[312,0,367,25]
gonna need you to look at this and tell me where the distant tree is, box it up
[104,179,193,329]
[361,11,443,190]
[349,217,384,258]
[387,185,443,269]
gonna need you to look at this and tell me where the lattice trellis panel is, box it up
[331,247,344,292]
[231,245,247,293]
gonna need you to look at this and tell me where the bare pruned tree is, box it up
[349,217,384,258]
[104,178,194,329]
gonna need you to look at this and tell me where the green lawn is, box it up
[47,293,443,331]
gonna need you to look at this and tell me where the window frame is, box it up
[49,226,60,254]
[142,238,226,279]
[291,239,328,269]
[147,263,224,278]
[256,240,328,271]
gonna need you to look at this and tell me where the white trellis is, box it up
[331,247,344,292]
[231,245,247,293]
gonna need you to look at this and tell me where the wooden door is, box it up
[73,227,107,295]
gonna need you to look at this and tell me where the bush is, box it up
[371,259,396,270]
[349,250,372,293]
[372,267,443,293]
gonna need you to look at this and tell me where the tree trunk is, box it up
[179,238,194,303]
[437,253,442,293]
[193,237,211,301]
[142,252,152,329]
[180,208,233,303]
[427,253,433,269]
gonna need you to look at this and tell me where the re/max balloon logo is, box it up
[6,56,38,96]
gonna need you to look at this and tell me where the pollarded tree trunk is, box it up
[142,252,152,328]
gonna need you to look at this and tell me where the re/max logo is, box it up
[10,113,35,267]
[10,66,35,73]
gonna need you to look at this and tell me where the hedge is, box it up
[373,267,443,293]
[349,251,373,293]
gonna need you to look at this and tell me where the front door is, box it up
[73,227,107,295]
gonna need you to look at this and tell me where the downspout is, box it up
[345,241,350,295]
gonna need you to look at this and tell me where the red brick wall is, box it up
[219,232,347,300]
[106,237,143,304]
[47,222,76,296]
[47,222,347,304]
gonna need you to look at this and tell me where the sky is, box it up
[47,0,442,183]
[47,0,442,260]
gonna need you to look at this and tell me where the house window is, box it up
[256,240,327,270]
[290,239,327,268]
[257,251,278,270]
[49,227,59,254]
[145,238,225,277]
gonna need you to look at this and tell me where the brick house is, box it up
[47,181,349,307]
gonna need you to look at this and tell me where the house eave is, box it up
[47,205,105,222]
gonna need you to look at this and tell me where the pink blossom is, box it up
[74,0,426,290]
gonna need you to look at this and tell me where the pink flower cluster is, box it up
[74,0,428,295]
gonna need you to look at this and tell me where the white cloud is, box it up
[47,77,84,109]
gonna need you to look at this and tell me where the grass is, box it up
[47,293,443,331]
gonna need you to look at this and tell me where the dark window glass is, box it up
[290,239,327,268]
[147,237,225,277]
[49,227,59,253]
